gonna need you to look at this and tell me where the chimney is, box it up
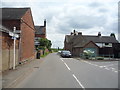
[71,32,73,35]
[98,32,101,36]
[78,32,82,35]
[73,30,76,35]
[44,19,46,27]
[110,33,116,38]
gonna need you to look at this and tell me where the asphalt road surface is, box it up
[16,53,119,88]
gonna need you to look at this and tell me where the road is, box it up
[16,53,119,89]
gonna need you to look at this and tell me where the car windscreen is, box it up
[62,51,71,54]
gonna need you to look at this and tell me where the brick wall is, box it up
[35,34,46,38]
[2,9,35,63]
[20,9,35,62]
[73,47,83,57]
[2,33,19,71]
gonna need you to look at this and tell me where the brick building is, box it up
[2,8,35,63]
[0,24,19,71]
[64,30,119,58]
[34,20,46,46]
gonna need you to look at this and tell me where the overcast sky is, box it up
[1,0,119,48]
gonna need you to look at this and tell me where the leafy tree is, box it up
[37,38,52,51]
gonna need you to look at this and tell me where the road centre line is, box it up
[72,74,85,89]
[60,58,71,71]
[64,62,71,71]
[60,58,85,89]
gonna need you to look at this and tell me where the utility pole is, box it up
[13,27,16,70]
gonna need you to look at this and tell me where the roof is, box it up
[65,34,119,48]
[1,8,30,20]
[65,35,74,43]
[83,35,118,43]
[0,24,12,33]
[35,26,45,35]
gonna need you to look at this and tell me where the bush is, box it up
[96,57,104,60]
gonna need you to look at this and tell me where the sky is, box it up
[1,0,119,48]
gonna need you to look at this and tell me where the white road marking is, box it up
[104,64,118,67]
[111,68,115,70]
[72,74,85,90]
[60,58,85,89]
[61,58,73,60]
[60,58,71,71]
[81,60,118,73]
[105,68,110,70]
[93,64,98,67]
[61,59,64,62]
[114,71,118,73]
[99,66,104,68]
[64,62,71,71]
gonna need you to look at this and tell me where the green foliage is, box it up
[37,38,52,51]
[41,52,50,57]
[51,48,63,52]
[83,50,95,59]
[96,57,104,60]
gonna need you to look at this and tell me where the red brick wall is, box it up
[20,9,35,61]
[2,32,19,50]
[35,34,46,38]
[2,8,35,62]
[2,32,19,71]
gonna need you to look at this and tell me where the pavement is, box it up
[2,58,44,88]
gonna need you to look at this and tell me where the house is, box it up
[64,30,119,58]
[0,24,19,71]
[34,20,46,47]
[1,8,35,64]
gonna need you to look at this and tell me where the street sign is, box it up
[12,36,16,40]
[9,31,19,38]
[15,30,21,33]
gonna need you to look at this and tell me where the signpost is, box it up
[13,27,16,70]
[9,27,20,70]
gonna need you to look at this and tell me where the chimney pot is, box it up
[78,32,82,35]
[44,19,46,27]
[98,32,101,36]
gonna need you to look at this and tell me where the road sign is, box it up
[9,31,19,38]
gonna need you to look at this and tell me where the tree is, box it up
[37,38,52,51]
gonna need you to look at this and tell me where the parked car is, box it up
[57,50,62,55]
[61,50,72,58]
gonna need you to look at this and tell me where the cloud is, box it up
[1,0,119,48]
[89,2,103,7]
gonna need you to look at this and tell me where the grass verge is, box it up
[41,52,50,58]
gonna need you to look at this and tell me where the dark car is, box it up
[61,50,72,58]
